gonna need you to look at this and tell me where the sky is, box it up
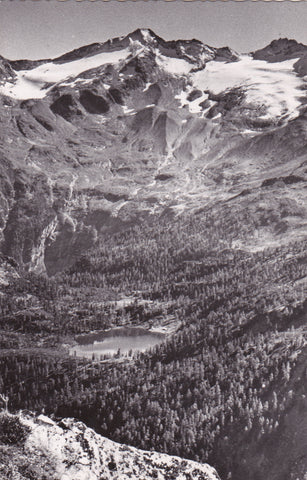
[0,0,307,60]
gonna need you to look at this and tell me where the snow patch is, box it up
[143,82,152,92]
[211,112,222,121]
[156,51,192,75]
[175,90,188,106]
[122,105,136,115]
[59,78,94,88]
[140,29,154,43]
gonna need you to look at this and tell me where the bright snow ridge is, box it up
[0,49,130,100]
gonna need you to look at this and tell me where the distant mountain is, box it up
[0,30,306,274]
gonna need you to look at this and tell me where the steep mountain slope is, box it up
[0,31,306,274]
[0,412,220,480]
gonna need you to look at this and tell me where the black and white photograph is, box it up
[0,0,306,479]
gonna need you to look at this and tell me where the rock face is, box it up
[0,30,306,274]
[0,413,221,480]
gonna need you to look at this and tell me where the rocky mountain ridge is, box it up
[0,31,306,274]
[6,28,238,73]
[253,37,307,67]
[0,412,221,480]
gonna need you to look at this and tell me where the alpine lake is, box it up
[69,327,166,359]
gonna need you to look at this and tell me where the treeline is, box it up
[2,214,305,338]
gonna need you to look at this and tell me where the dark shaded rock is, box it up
[187,90,203,102]
[294,54,307,76]
[215,46,239,62]
[155,174,174,181]
[79,90,109,114]
[108,88,124,105]
[50,94,81,120]
[262,175,303,188]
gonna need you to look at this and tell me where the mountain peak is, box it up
[128,28,158,42]
[253,37,307,62]
[268,37,303,48]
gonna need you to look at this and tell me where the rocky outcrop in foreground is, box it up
[0,413,221,480]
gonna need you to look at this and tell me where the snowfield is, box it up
[193,56,304,121]
[156,51,193,75]
[0,48,130,100]
[0,45,304,127]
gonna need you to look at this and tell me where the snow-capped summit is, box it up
[0,30,304,129]
[0,30,306,273]
[0,29,237,100]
